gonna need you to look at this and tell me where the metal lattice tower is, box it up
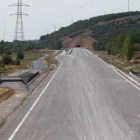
[10,0,29,41]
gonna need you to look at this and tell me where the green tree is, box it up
[0,46,4,55]
[14,59,20,65]
[17,50,24,60]
[2,54,13,65]
[4,49,12,55]
[55,41,63,50]
[106,42,112,54]
[0,40,5,46]
[133,43,140,51]
[123,36,134,60]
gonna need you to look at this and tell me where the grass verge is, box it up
[95,51,140,77]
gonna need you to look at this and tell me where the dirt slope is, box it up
[61,36,96,50]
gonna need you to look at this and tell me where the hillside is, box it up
[61,36,96,50]
[39,11,140,50]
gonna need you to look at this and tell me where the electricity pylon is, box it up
[10,0,29,41]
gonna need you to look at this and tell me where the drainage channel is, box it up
[0,71,39,85]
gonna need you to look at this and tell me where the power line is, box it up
[109,0,138,13]
[10,0,30,41]
[71,17,73,24]
[54,25,56,32]
[4,19,5,41]
[128,0,130,12]
[25,0,138,25]
[0,0,11,16]
[24,0,93,25]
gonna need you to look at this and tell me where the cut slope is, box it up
[61,36,96,49]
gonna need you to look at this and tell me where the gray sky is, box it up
[0,0,140,41]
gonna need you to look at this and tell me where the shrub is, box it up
[14,59,20,65]
[2,54,13,65]
[17,51,24,60]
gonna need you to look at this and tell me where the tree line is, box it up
[0,39,63,66]
[0,41,34,66]
[0,48,24,65]
[93,31,140,60]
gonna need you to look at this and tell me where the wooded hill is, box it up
[39,11,140,51]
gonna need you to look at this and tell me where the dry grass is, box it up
[0,65,16,76]
[48,56,57,65]
[0,88,9,96]
[42,60,48,66]
[0,87,15,104]
[47,51,62,70]
[96,51,140,73]
[47,55,57,70]
[0,50,55,75]
[21,51,55,69]
[20,52,44,69]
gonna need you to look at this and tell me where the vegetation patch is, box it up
[42,59,48,66]
[47,51,62,70]
[96,51,140,75]
[0,88,15,104]
[0,51,55,76]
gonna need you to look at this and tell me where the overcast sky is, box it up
[0,0,140,41]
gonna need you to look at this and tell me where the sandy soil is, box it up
[0,88,15,104]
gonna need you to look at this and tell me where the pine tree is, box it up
[17,50,24,60]
[122,36,134,61]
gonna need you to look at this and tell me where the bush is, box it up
[0,46,4,55]
[17,51,24,60]
[133,43,140,51]
[14,59,20,65]
[2,54,13,65]
[4,49,12,55]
